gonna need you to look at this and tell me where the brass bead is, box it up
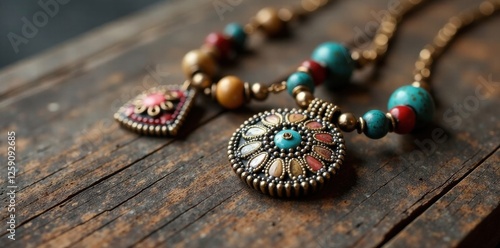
[295,91,314,108]
[356,117,365,134]
[296,66,311,74]
[351,50,368,68]
[250,83,269,101]
[244,82,252,103]
[386,112,396,133]
[338,113,357,132]
[182,50,217,78]
[255,7,285,36]
[191,72,212,90]
[278,8,294,22]
[215,76,245,109]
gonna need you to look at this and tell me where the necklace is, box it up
[227,0,500,197]
[114,0,424,136]
[114,0,332,135]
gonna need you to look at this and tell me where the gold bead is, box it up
[295,91,314,108]
[338,113,357,132]
[351,50,368,68]
[356,117,365,134]
[278,8,294,22]
[182,50,217,78]
[244,82,252,103]
[191,72,212,90]
[250,83,269,101]
[386,112,396,133]
[216,76,245,109]
[255,7,285,36]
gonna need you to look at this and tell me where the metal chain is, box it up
[412,0,500,89]
[244,0,333,96]
[244,0,332,35]
[265,0,428,95]
[267,81,287,94]
[351,0,430,67]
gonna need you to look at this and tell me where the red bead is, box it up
[301,59,327,86]
[390,106,416,134]
[205,32,232,60]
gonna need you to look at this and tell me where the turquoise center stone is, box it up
[274,130,301,150]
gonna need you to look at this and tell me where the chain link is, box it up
[267,81,287,94]
[351,0,430,67]
[413,0,500,87]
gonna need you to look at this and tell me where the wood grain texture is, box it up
[0,0,499,247]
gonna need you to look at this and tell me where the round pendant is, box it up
[227,108,346,197]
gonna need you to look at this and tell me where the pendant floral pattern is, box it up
[228,108,346,197]
[114,85,196,136]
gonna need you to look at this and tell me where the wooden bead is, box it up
[182,50,217,78]
[338,113,357,132]
[295,91,314,108]
[251,83,269,101]
[255,7,285,36]
[216,76,245,109]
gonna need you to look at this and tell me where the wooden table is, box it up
[1,0,499,247]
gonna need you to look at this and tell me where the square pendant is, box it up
[114,85,196,136]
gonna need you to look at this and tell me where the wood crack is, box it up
[375,145,499,247]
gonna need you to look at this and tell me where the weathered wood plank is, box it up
[385,149,500,248]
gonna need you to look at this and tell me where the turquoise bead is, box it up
[311,42,354,89]
[274,130,302,150]
[224,23,246,49]
[286,72,315,96]
[387,85,435,127]
[363,110,389,139]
